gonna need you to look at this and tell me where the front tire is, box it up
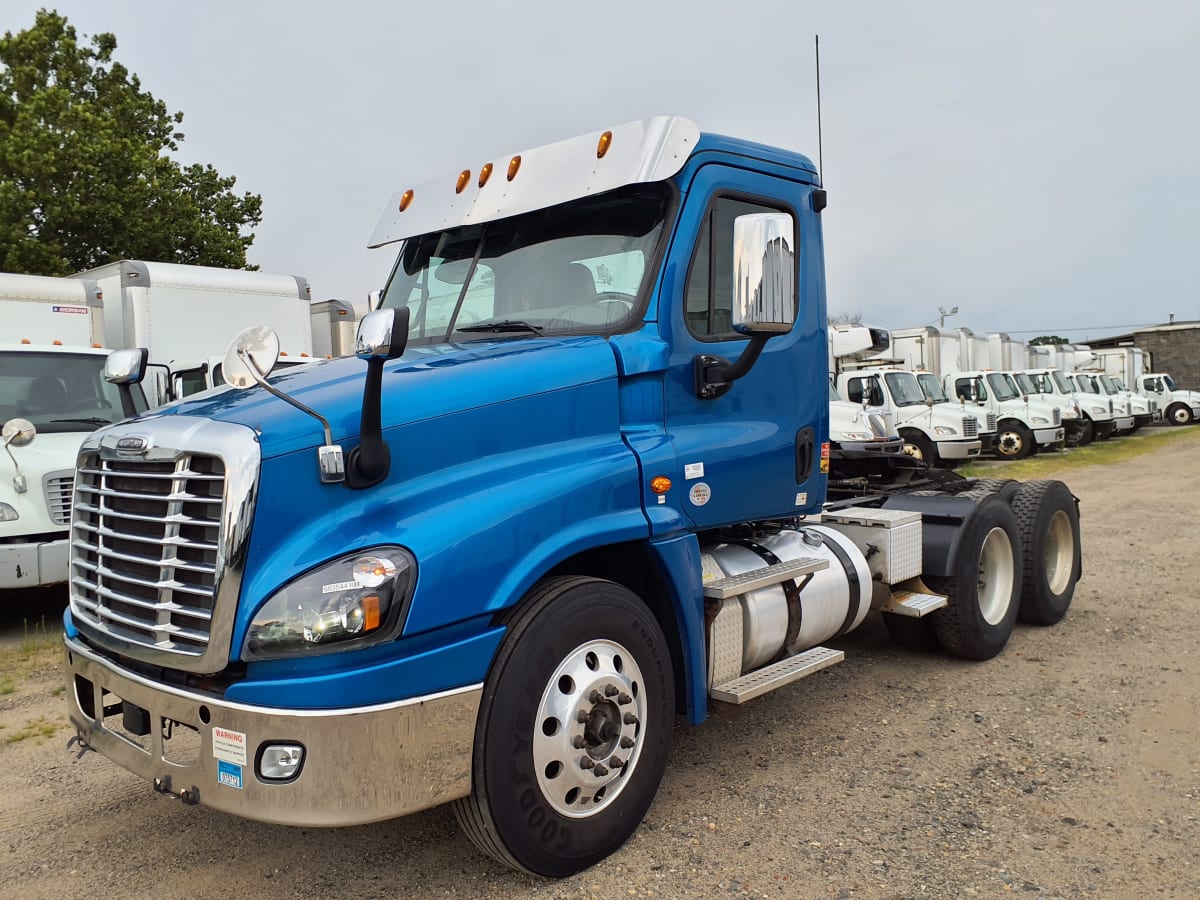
[454,576,674,877]
[1167,403,1195,426]
[925,495,1021,660]
[900,429,937,467]
[994,421,1034,460]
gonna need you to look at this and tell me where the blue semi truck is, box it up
[61,117,1081,876]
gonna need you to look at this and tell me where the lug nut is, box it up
[589,689,603,704]
[576,710,588,723]
[619,736,635,749]
[579,756,594,769]
[623,712,639,725]
[593,764,609,777]
[604,684,619,697]
[572,735,585,749]
[609,756,626,768]
[618,693,632,705]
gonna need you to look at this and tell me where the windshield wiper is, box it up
[456,319,544,334]
[50,417,115,426]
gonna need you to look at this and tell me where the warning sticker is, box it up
[795,492,808,506]
[684,462,705,480]
[217,760,244,790]
[212,726,248,766]
[688,482,712,507]
[51,305,89,314]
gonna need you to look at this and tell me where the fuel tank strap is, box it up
[819,530,864,637]
[728,539,803,654]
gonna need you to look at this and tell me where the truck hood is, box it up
[128,336,621,459]
[1,430,91,482]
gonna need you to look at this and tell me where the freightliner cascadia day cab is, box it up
[0,273,149,589]
[62,118,1082,876]
[69,260,316,405]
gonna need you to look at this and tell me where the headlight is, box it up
[1090,406,1105,415]
[932,426,957,435]
[837,431,872,441]
[242,546,417,660]
[0,503,18,522]
[1061,405,1079,419]
[1029,416,1048,425]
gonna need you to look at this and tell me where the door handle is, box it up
[795,426,815,481]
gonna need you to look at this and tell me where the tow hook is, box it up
[66,733,94,761]
[153,775,200,805]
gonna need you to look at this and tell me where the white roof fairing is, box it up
[368,116,700,249]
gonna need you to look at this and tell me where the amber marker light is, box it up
[478,162,494,187]
[20,339,31,344]
[455,169,471,194]
[52,340,63,345]
[650,476,672,495]
[398,189,414,212]
[507,155,521,181]
[597,130,613,158]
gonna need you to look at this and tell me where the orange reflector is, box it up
[597,130,613,158]
[455,169,471,194]
[650,475,672,495]
[478,162,493,187]
[398,189,414,212]
[280,351,289,356]
[507,155,521,181]
[336,309,348,316]
[52,339,63,345]
[362,595,381,631]
[20,338,31,344]
[92,342,102,348]
[300,352,309,357]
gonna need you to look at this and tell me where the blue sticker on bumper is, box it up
[217,760,244,789]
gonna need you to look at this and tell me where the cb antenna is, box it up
[815,34,824,187]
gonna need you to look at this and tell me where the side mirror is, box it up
[105,348,149,417]
[356,309,409,361]
[731,213,796,335]
[222,326,280,387]
[3,418,36,494]
[105,348,148,385]
[347,308,410,489]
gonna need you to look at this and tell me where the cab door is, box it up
[658,164,826,529]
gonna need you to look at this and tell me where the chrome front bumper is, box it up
[1034,427,1065,447]
[65,637,481,826]
[936,439,982,460]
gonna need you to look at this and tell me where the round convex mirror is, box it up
[222,326,281,388]
[2,418,36,447]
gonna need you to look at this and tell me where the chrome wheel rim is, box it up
[977,526,1015,625]
[533,639,647,818]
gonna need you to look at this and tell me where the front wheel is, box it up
[994,421,1034,460]
[900,429,937,467]
[1167,403,1195,426]
[454,576,674,877]
[1069,418,1093,447]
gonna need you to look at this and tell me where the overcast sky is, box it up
[7,1,1199,340]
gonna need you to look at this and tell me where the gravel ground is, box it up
[1,429,1197,899]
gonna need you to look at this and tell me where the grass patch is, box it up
[4,716,61,745]
[958,425,1200,480]
[0,615,64,685]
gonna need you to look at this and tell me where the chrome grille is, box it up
[70,452,225,658]
[986,413,998,431]
[1052,408,1062,426]
[961,416,978,439]
[43,470,75,526]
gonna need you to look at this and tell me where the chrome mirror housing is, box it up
[104,348,149,385]
[356,309,405,360]
[731,212,796,335]
[223,326,281,388]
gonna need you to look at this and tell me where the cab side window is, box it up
[684,197,794,338]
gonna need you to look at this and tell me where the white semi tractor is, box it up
[70,261,316,404]
[0,273,148,589]
[1095,347,1199,426]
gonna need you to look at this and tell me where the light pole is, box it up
[938,305,959,328]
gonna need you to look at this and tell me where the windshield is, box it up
[1051,371,1074,394]
[1073,374,1099,394]
[1098,375,1120,395]
[1113,377,1128,390]
[1015,373,1039,395]
[0,351,147,434]
[828,379,841,402]
[986,373,1018,401]
[884,371,927,407]
[379,184,671,345]
[915,372,948,402]
[1163,374,1177,390]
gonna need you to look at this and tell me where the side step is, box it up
[710,646,844,704]
[703,557,828,600]
[875,589,947,618]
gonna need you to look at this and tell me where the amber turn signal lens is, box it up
[398,189,414,212]
[455,169,471,194]
[650,476,672,495]
[597,130,613,158]
[478,162,494,187]
[507,155,521,181]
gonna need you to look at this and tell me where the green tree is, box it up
[1029,335,1069,345]
[0,9,263,275]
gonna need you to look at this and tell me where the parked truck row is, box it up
[54,118,1086,877]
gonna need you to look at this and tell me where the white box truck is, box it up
[1096,347,1195,426]
[0,272,149,589]
[69,261,316,405]
[310,298,368,358]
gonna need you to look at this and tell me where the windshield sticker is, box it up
[684,462,705,480]
[688,483,711,507]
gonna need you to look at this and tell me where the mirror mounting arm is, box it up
[693,333,770,400]
[345,307,409,490]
